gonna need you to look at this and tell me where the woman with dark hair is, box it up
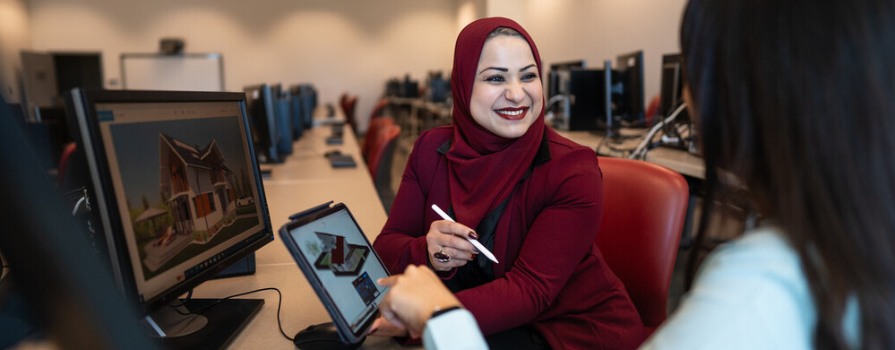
[371,17,644,349]
[642,0,895,348]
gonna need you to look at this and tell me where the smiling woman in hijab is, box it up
[372,17,644,350]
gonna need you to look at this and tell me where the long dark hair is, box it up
[681,0,895,348]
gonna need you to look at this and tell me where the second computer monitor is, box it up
[658,53,684,118]
[548,60,586,101]
[270,84,294,156]
[614,51,646,123]
[244,84,279,163]
[568,66,612,131]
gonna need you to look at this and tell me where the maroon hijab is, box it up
[447,17,546,229]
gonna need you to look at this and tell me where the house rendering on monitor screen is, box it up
[139,133,240,273]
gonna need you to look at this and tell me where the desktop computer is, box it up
[65,89,274,349]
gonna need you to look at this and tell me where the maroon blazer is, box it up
[373,126,645,349]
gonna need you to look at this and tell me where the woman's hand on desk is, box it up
[372,265,464,338]
[426,220,479,271]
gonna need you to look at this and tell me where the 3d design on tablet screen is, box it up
[311,231,370,276]
[280,204,390,340]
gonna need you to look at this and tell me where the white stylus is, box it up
[431,204,499,264]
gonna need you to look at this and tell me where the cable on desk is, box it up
[595,134,638,158]
[168,287,293,341]
[169,289,194,312]
[629,104,688,160]
[71,196,87,216]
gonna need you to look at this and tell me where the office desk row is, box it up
[558,129,706,180]
[192,123,399,349]
[386,97,451,140]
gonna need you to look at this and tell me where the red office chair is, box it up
[367,124,401,179]
[57,142,78,186]
[595,156,689,336]
[367,124,401,212]
[339,93,359,135]
[362,116,395,163]
[369,97,389,121]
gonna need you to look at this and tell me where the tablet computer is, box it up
[279,202,390,344]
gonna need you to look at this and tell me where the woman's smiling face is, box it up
[469,35,543,139]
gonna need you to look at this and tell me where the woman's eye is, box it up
[485,75,505,83]
[521,73,538,81]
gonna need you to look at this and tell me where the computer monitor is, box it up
[547,60,586,102]
[65,89,274,349]
[658,53,684,118]
[567,65,612,132]
[286,87,305,140]
[614,51,646,123]
[270,84,293,156]
[53,52,103,96]
[21,51,103,115]
[291,84,318,129]
[244,84,280,163]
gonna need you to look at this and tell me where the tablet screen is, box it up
[282,205,389,336]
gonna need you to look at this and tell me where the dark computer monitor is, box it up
[65,89,274,349]
[20,51,103,112]
[270,84,293,156]
[244,84,280,163]
[21,52,103,163]
[426,71,450,103]
[286,86,305,140]
[53,53,103,96]
[547,60,586,102]
[567,66,612,132]
[613,51,646,123]
[658,53,684,118]
[292,84,318,129]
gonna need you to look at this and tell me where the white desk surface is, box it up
[192,125,399,349]
[559,129,706,179]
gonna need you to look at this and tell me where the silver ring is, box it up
[434,247,451,263]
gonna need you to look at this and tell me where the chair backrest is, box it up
[368,124,401,212]
[369,97,389,121]
[57,142,78,186]
[340,93,358,134]
[367,123,401,180]
[362,116,395,163]
[595,156,689,331]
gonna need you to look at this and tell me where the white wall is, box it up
[27,0,459,132]
[20,0,688,128]
[456,0,487,33]
[0,0,31,103]
[485,0,688,105]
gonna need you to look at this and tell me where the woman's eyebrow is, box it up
[478,64,537,75]
[479,67,508,74]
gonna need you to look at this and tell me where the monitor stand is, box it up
[145,298,263,350]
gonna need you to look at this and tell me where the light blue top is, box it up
[424,308,488,350]
[641,226,859,349]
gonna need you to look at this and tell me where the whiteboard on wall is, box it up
[120,53,224,91]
